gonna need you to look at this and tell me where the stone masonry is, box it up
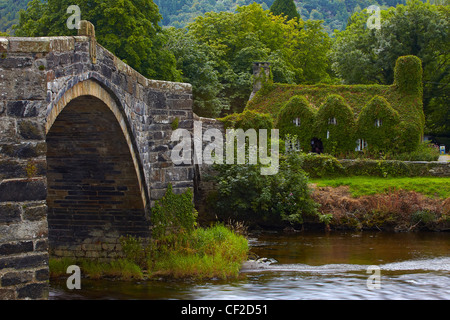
[0,21,194,299]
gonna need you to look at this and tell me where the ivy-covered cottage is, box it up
[246,56,425,155]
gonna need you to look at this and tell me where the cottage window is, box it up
[292,118,301,127]
[328,117,337,125]
[375,119,382,127]
[355,139,368,151]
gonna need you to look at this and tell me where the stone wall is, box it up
[0,23,194,299]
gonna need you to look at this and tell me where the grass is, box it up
[147,224,249,280]
[311,176,450,199]
[49,224,249,281]
[49,257,144,281]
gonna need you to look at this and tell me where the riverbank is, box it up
[49,224,249,281]
[310,177,450,232]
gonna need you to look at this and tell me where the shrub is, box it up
[219,109,273,131]
[291,152,345,178]
[212,153,319,227]
[151,184,197,240]
[276,95,316,151]
[393,141,440,161]
[315,94,357,154]
[341,159,411,177]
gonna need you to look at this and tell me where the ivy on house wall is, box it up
[357,96,400,152]
[276,95,316,151]
[315,94,356,154]
[246,55,425,155]
[394,55,423,96]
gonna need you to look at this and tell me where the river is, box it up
[49,231,450,300]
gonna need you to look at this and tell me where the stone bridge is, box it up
[0,22,195,299]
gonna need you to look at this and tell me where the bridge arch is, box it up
[46,79,149,210]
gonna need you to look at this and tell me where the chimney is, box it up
[249,62,271,101]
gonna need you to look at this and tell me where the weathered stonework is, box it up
[0,22,194,299]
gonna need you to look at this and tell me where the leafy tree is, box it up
[186,3,331,114]
[330,0,449,135]
[14,0,181,81]
[270,0,300,20]
[165,27,225,117]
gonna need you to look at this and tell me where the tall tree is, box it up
[14,0,181,82]
[330,0,449,135]
[270,0,300,20]
[186,3,330,115]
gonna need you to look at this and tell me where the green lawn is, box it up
[311,176,450,199]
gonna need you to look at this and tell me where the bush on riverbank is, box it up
[211,153,320,228]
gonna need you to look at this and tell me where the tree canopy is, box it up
[14,0,181,82]
[175,3,331,116]
[330,0,449,135]
[270,0,300,21]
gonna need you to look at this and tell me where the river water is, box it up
[50,231,450,300]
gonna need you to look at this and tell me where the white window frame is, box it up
[375,119,382,127]
[355,139,368,151]
[292,118,301,127]
[328,117,337,125]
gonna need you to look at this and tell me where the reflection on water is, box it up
[50,231,450,300]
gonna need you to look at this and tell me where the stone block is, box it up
[0,70,46,100]
[7,101,42,118]
[0,271,33,287]
[17,282,48,299]
[0,253,48,270]
[18,120,45,140]
[0,288,16,299]
[0,142,46,158]
[0,118,16,143]
[0,203,22,224]
[0,241,34,255]
[8,38,51,53]
[23,205,47,221]
[0,179,47,202]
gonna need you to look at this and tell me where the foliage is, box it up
[315,94,357,154]
[270,0,300,21]
[212,153,319,227]
[14,0,181,82]
[394,55,423,96]
[149,224,248,279]
[393,141,440,161]
[329,0,449,136]
[119,187,249,280]
[165,27,225,117]
[49,257,143,280]
[276,95,316,151]
[357,95,400,152]
[186,3,331,114]
[312,186,450,231]
[312,176,450,199]
[219,109,273,131]
[151,184,197,240]
[290,153,346,178]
